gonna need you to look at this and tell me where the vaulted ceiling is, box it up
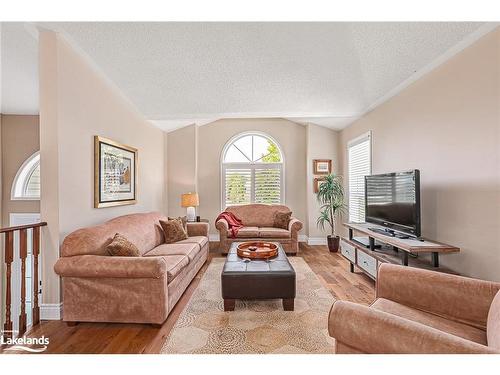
[1,22,495,131]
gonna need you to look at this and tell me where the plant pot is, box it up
[327,235,340,252]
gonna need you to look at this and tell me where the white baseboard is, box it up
[307,237,328,246]
[40,303,62,320]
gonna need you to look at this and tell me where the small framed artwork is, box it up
[314,177,327,193]
[94,136,138,208]
[313,159,332,175]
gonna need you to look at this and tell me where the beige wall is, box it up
[306,124,340,239]
[1,115,40,226]
[167,124,196,218]
[339,28,500,281]
[39,31,166,304]
[0,115,39,327]
[168,118,310,236]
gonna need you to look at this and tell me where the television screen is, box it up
[365,170,421,237]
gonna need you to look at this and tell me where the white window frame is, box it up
[11,151,41,201]
[347,131,372,223]
[220,131,285,210]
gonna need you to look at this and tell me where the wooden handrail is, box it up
[0,221,47,234]
[2,221,47,339]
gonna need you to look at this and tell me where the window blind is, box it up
[223,165,282,207]
[348,132,371,223]
[223,168,252,206]
[254,167,282,204]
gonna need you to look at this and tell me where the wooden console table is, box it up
[341,222,460,280]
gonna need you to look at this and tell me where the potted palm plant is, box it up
[316,173,346,252]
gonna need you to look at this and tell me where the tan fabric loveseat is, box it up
[328,263,500,354]
[54,212,209,325]
[215,204,303,255]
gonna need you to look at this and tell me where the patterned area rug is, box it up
[161,257,335,354]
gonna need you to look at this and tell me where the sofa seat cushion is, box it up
[145,243,199,262]
[235,226,260,238]
[175,236,209,250]
[371,298,487,345]
[259,227,291,239]
[161,255,190,283]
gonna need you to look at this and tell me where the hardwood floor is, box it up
[7,243,375,354]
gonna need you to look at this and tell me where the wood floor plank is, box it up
[7,243,375,354]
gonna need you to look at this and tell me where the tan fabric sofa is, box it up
[328,263,500,354]
[215,204,303,255]
[54,212,209,325]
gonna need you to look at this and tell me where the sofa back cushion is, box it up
[487,290,500,349]
[226,204,291,227]
[61,212,166,257]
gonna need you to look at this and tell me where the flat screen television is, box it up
[365,169,421,237]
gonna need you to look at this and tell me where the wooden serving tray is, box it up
[236,241,278,259]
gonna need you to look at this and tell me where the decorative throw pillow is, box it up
[106,233,141,257]
[274,211,292,230]
[160,218,189,244]
[168,216,188,230]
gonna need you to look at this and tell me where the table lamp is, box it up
[181,192,199,222]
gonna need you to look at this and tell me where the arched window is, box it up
[221,132,284,208]
[11,151,40,200]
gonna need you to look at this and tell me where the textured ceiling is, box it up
[1,22,494,131]
[1,22,39,114]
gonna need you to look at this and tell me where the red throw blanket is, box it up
[216,211,243,238]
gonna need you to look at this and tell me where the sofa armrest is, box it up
[187,222,209,237]
[215,218,229,237]
[54,255,167,279]
[377,263,500,328]
[288,217,303,233]
[328,300,497,354]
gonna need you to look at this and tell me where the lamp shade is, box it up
[181,192,199,207]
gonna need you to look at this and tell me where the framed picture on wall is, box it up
[94,136,138,208]
[313,159,332,175]
[313,177,327,193]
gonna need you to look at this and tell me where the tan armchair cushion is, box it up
[235,226,259,238]
[259,227,291,238]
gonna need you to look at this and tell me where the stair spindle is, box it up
[18,229,28,337]
[32,226,41,326]
[3,231,14,340]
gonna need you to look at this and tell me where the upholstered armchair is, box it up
[328,263,500,354]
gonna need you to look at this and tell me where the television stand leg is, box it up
[431,252,439,267]
[402,252,409,266]
[369,237,375,251]
[350,263,354,273]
